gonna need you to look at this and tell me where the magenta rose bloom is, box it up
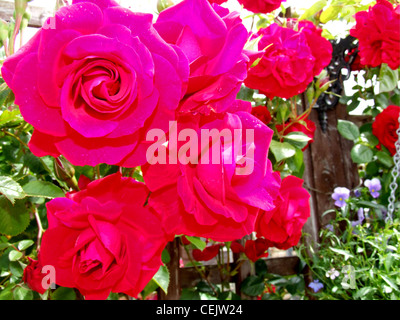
[238,0,285,14]
[350,0,400,70]
[39,173,172,300]
[1,0,188,167]
[245,22,332,99]
[143,105,281,242]
[255,175,311,250]
[155,0,250,115]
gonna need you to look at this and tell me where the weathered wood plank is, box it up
[179,256,300,289]
[0,0,54,28]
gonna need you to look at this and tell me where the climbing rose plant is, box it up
[0,0,398,301]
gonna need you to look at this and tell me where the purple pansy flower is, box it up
[351,208,365,227]
[331,187,350,207]
[364,178,381,198]
[308,279,324,293]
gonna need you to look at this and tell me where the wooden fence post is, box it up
[159,238,181,300]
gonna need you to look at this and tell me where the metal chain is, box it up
[387,114,400,222]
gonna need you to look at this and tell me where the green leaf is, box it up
[0,285,15,300]
[351,144,373,164]
[236,86,254,102]
[51,287,77,300]
[376,151,394,168]
[141,279,159,299]
[320,5,341,23]
[0,83,14,108]
[241,275,265,297]
[379,63,399,93]
[23,152,47,174]
[287,147,304,178]
[337,120,360,141]
[9,261,24,277]
[0,109,21,128]
[199,293,218,300]
[269,140,296,162]
[13,286,33,300]
[185,236,206,251]
[22,180,65,199]
[153,265,170,295]
[361,131,379,148]
[161,248,171,265]
[255,259,268,277]
[380,275,399,292]
[9,250,23,261]
[17,239,34,251]
[284,132,312,149]
[0,176,26,205]
[329,247,354,261]
[299,0,327,20]
[180,288,200,300]
[0,196,30,236]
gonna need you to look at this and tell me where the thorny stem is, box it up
[2,129,28,148]
[95,165,101,180]
[34,208,43,251]
[10,15,22,56]
[277,97,318,136]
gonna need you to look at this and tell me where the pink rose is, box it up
[255,175,311,250]
[238,0,285,14]
[144,107,281,242]
[350,0,400,70]
[245,22,332,99]
[155,0,250,115]
[39,173,172,300]
[1,0,188,167]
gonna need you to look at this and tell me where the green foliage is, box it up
[297,213,400,300]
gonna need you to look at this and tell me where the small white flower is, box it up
[326,268,340,280]
[383,285,393,294]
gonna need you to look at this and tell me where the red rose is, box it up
[287,19,332,77]
[238,0,285,14]
[244,238,269,262]
[192,244,221,261]
[350,0,400,70]
[345,48,365,72]
[230,241,245,254]
[1,0,188,167]
[22,258,47,294]
[255,175,311,250]
[245,22,332,99]
[251,106,272,125]
[372,105,400,156]
[39,173,172,300]
[276,115,316,151]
